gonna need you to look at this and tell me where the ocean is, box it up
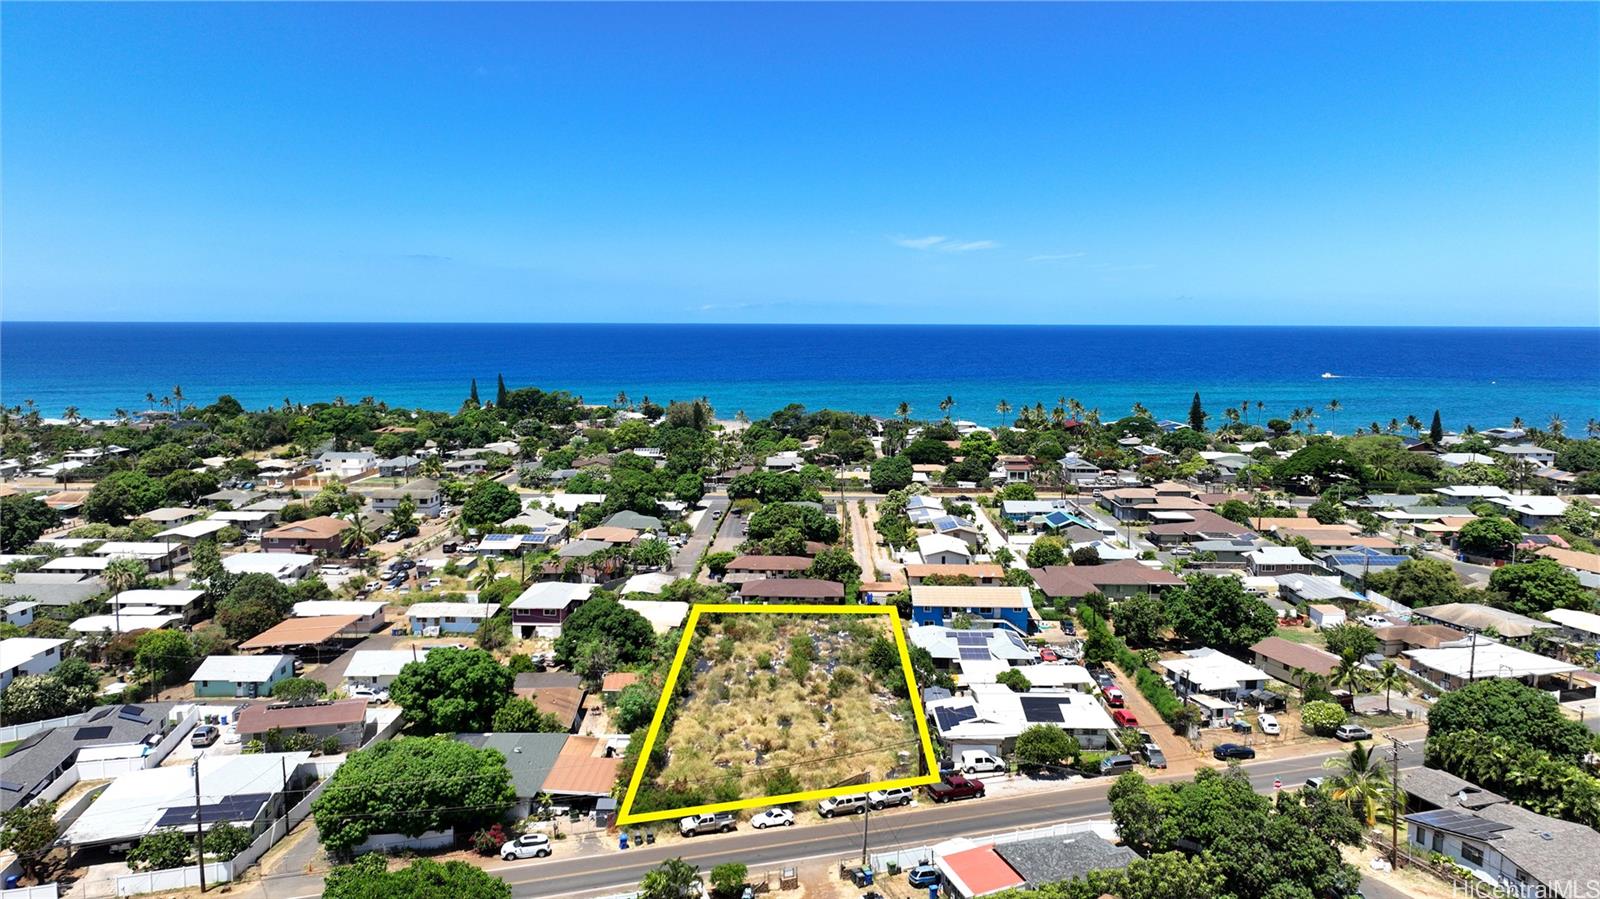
[2,322,1597,430]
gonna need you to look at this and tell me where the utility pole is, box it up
[1384,734,1412,870]
[1467,632,1478,684]
[860,801,871,869]
[191,762,206,893]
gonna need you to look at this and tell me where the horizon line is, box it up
[4,320,1598,330]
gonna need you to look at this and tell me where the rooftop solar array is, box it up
[954,631,989,646]
[117,706,152,724]
[932,706,978,731]
[1405,808,1513,841]
[155,793,272,828]
[958,647,990,661]
[1019,696,1066,723]
[1324,552,1405,567]
[73,726,113,741]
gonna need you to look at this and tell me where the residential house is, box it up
[141,507,203,526]
[1160,648,1271,727]
[905,563,1006,585]
[926,682,1118,756]
[0,637,68,690]
[918,533,974,565]
[1371,624,1470,657]
[1543,608,1600,645]
[908,624,1038,680]
[1400,767,1600,898]
[602,510,664,532]
[1496,443,1558,468]
[344,649,429,692]
[291,600,387,632]
[601,672,639,700]
[724,554,813,581]
[1275,574,1360,610]
[0,600,38,629]
[237,698,370,750]
[738,578,845,603]
[1488,495,1569,529]
[370,479,443,518]
[1249,636,1341,685]
[1403,640,1579,692]
[262,516,353,556]
[317,450,377,478]
[1030,561,1184,601]
[444,457,488,476]
[223,552,316,583]
[377,455,421,478]
[453,733,570,818]
[910,585,1036,633]
[1,703,180,813]
[70,612,182,636]
[155,519,234,546]
[511,671,586,732]
[509,582,594,639]
[211,509,277,536]
[1306,604,1348,629]
[191,654,296,698]
[1246,546,1320,576]
[1058,452,1103,484]
[1145,510,1254,546]
[406,601,500,635]
[931,515,984,550]
[576,526,640,546]
[1411,603,1557,640]
[0,578,105,608]
[938,832,1137,899]
[109,589,206,624]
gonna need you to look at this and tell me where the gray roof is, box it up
[602,511,663,532]
[994,833,1139,886]
[557,539,611,558]
[0,581,104,607]
[513,672,583,691]
[2,704,176,811]
[241,498,289,513]
[455,732,568,799]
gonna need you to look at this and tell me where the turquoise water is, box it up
[2,322,1596,429]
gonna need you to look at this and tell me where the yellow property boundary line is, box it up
[616,603,940,825]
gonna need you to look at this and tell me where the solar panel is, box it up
[954,631,988,646]
[1405,809,1512,841]
[73,726,113,741]
[958,647,990,660]
[932,706,977,731]
[117,707,151,723]
[0,780,23,793]
[154,793,272,828]
[1019,696,1065,723]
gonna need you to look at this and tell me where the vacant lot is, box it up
[647,611,920,808]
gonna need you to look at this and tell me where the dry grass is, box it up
[654,612,919,800]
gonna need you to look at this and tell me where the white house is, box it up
[1488,495,1568,529]
[1,601,39,629]
[70,613,183,636]
[407,602,500,636]
[926,683,1118,757]
[317,451,377,478]
[1403,638,1579,692]
[154,519,234,545]
[1246,546,1319,576]
[343,649,430,692]
[1,637,68,690]
[191,654,296,698]
[223,552,316,583]
[1306,604,1348,629]
[292,600,387,632]
[918,533,973,566]
[108,589,206,623]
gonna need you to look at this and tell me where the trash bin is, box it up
[619,833,629,850]
[5,875,21,889]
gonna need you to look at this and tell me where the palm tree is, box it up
[145,392,157,409]
[995,399,1012,427]
[938,395,955,420]
[1067,397,1085,421]
[1326,399,1341,433]
[1404,414,1423,438]
[104,558,147,596]
[1329,654,1370,695]
[1373,660,1411,713]
[615,391,629,408]
[1511,415,1524,431]
[1587,418,1600,439]
[172,385,185,415]
[896,402,911,422]
[631,539,672,571]
[1548,414,1565,439]
[1386,418,1401,435]
[341,513,376,556]
[1323,740,1394,828]
[474,556,501,590]
[1132,402,1150,418]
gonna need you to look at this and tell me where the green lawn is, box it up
[0,741,20,758]
[1273,625,1326,648]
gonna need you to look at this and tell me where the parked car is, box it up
[1061,621,1077,636]
[348,685,389,703]
[906,865,942,888]
[957,750,1005,774]
[1098,754,1137,777]
[190,725,220,747]
[679,812,737,836]
[924,775,985,803]
[1212,743,1256,761]
[1335,724,1373,742]
[1231,719,1253,734]
[1093,670,1115,688]
[1102,686,1125,708]
[1258,713,1281,735]
[867,786,915,809]
[1357,614,1390,629]
[818,794,869,818]
[395,559,417,571]
[750,808,795,829]
[1140,743,1167,769]
[1112,709,1140,727]
[1039,647,1060,662]
[500,833,552,860]
[1303,776,1328,791]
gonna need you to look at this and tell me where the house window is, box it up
[1414,827,1427,846]
[1431,830,1443,852]
[1460,843,1483,865]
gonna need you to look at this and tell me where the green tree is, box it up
[0,673,94,724]
[1026,535,1068,568]
[630,538,673,571]
[1321,623,1379,661]
[0,800,59,881]
[869,454,913,492]
[202,823,254,860]
[745,503,839,543]
[1363,557,1462,608]
[1188,392,1207,431]
[1306,495,1346,525]
[704,551,736,578]
[1012,724,1080,771]
[806,548,861,584]
[271,676,329,701]
[1487,559,1593,616]
[1428,678,1592,762]
[323,853,512,899]
[709,862,749,899]
[461,480,521,528]
[553,596,656,667]
[1301,700,1347,736]
[612,682,660,732]
[135,629,197,685]
[127,829,192,870]
[1115,593,1167,648]
[388,647,514,734]
[312,736,515,855]
[490,697,566,733]
[0,495,58,552]
[83,470,166,524]
[1456,515,1522,558]
[996,668,1032,692]
[1165,574,1278,655]
[639,858,700,899]
[1428,409,1444,446]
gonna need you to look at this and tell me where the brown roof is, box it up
[237,698,368,734]
[1146,511,1253,538]
[905,563,1006,580]
[1029,561,1184,598]
[739,578,845,600]
[601,672,639,692]
[1537,546,1600,575]
[1249,636,1340,676]
[511,686,584,729]
[727,554,813,573]
[238,614,364,650]
[1372,624,1462,650]
[263,516,351,540]
[542,735,620,796]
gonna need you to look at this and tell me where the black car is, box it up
[1212,743,1255,761]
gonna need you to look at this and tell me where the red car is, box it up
[1103,687,1125,708]
[1039,648,1060,662]
[1112,709,1140,727]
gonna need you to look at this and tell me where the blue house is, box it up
[909,585,1037,634]
[406,602,501,635]
[190,654,295,698]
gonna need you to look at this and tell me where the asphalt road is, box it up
[473,742,1426,898]
[669,494,729,575]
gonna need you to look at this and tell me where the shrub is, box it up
[1301,700,1347,736]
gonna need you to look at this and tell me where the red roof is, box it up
[237,698,368,734]
[942,845,1025,895]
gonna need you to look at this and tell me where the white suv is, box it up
[867,786,915,809]
[500,833,551,860]
[817,794,869,818]
[348,686,389,703]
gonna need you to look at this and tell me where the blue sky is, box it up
[3,2,1596,325]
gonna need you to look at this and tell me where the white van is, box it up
[817,794,869,818]
[957,750,1005,775]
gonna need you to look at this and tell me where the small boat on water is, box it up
[1320,372,1341,379]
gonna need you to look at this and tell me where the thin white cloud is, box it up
[1027,252,1087,262]
[939,240,1000,253]
[892,235,949,250]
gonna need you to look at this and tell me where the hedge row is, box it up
[1081,609,1184,724]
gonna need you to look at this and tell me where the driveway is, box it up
[669,494,728,576]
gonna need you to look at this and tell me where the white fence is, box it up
[353,829,454,855]
[0,710,96,745]
[868,819,1117,872]
[114,862,230,896]
[2,885,59,899]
